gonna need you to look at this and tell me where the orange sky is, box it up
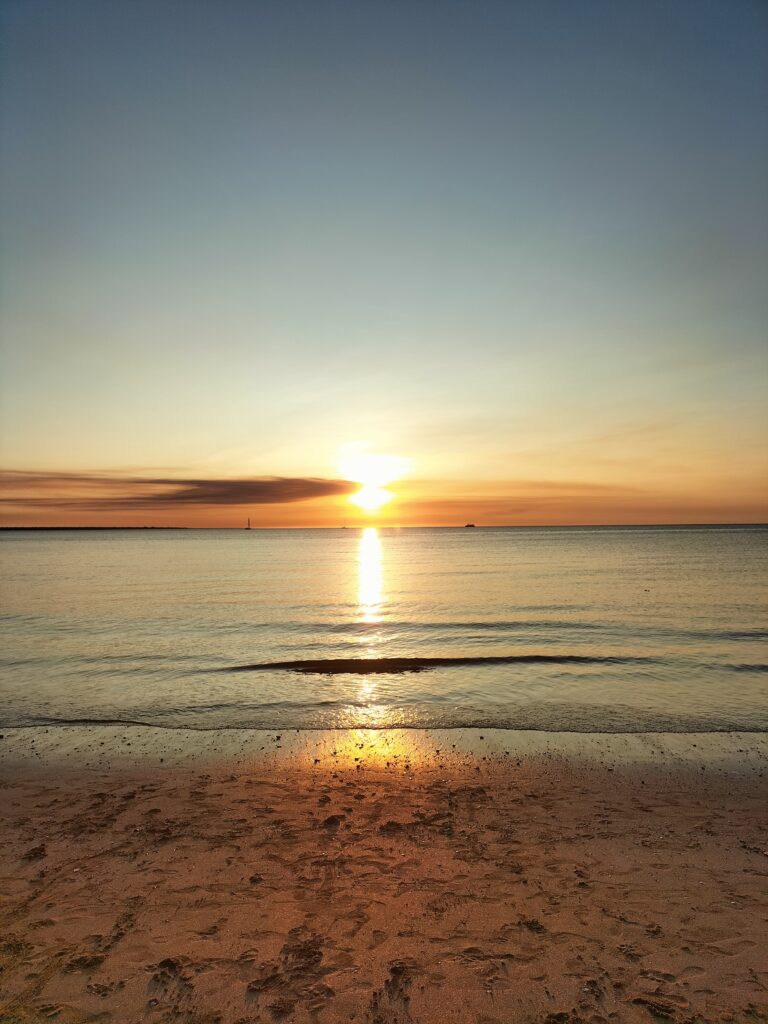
[1,470,766,528]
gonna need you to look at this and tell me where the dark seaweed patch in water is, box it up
[221,654,657,675]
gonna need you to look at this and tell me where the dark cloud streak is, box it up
[0,471,356,510]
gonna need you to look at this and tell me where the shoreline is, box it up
[2,723,768,777]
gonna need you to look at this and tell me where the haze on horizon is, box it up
[1,0,766,527]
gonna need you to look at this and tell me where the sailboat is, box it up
[245,518,251,530]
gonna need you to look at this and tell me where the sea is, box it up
[1,525,766,734]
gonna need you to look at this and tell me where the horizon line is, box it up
[1,523,766,532]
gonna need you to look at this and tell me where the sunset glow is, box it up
[0,2,765,529]
[339,444,410,515]
[351,486,392,512]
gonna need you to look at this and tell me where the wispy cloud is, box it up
[0,471,356,510]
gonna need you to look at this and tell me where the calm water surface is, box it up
[1,526,766,732]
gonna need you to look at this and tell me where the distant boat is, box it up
[245,518,251,530]
[464,523,476,528]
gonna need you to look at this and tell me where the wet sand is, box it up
[1,728,767,1023]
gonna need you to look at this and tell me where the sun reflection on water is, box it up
[356,527,387,723]
[358,527,383,623]
[354,676,389,727]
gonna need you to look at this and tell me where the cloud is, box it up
[0,471,356,510]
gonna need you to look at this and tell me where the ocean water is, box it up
[1,526,766,733]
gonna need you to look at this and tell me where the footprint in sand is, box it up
[147,955,194,1014]
[707,937,757,956]
[367,960,417,1024]
[246,927,334,1021]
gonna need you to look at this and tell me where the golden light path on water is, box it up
[328,524,425,764]
[358,526,383,622]
[352,526,390,731]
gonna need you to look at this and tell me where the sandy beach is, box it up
[1,728,767,1023]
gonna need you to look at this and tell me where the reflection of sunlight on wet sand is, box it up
[358,527,383,623]
[292,727,425,770]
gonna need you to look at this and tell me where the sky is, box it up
[1,0,766,526]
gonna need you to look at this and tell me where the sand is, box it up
[1,727,767,1024]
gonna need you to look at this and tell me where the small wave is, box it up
[683,629,768,642]
[220,654,657,675]
[208,620,768,640]
[320,619,604,633]
[4,714,767,735]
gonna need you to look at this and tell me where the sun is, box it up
[339,443,410,514]
[351,485,391,512]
